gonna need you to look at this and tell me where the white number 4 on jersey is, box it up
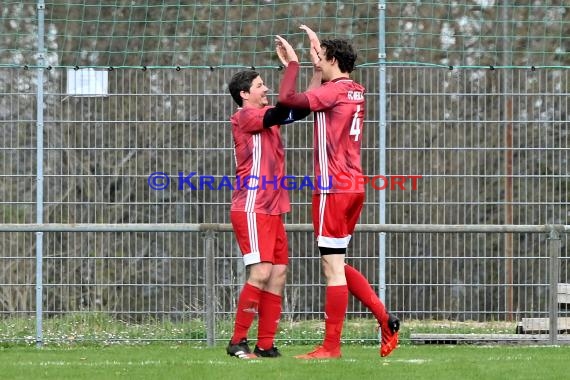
[349,105,362,141]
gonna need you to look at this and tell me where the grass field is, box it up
[1,344,568,380]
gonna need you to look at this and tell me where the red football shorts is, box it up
[230,211,288,266]
[312,193,365,249]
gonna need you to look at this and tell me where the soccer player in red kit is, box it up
[226,70,310,359]
[275,26,400,359]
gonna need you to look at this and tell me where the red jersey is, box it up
[230,106,290,215]
[304,78,366,193]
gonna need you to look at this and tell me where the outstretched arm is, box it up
[300,25,323,91]
[275,35,310,109]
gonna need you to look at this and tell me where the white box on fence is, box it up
[66,68,108,97]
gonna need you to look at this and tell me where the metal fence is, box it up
[0,224,568,346]
[0,65,568,345]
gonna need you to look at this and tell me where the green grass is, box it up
[0,344,568,380]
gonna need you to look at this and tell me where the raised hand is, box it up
[275,35,299,67]
[300,25,321,66]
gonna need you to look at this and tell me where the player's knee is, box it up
[271,265,288,280]
[248,262,273,286]
[267,270,287,293]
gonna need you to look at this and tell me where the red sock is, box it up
[345,264,388,325]
[256,291,282,350]
[323,285,348,351]
[230,282,262,344]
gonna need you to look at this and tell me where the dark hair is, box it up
[321,39,357,73]
[228,70,260,106]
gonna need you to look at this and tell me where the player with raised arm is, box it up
[275,26,400,359]
[226,70,310,359]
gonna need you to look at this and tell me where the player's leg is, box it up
[340,194,387,321]
[255,215,287,357]
[255,265,286,357]
[344,263,400,356]
[320,251,348,353]
[344,263,388,324]
[338,193,400,356]
[296,194,348,359]
[296,249,347,360]
[227,263,270,359]
[227,211,273,359]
